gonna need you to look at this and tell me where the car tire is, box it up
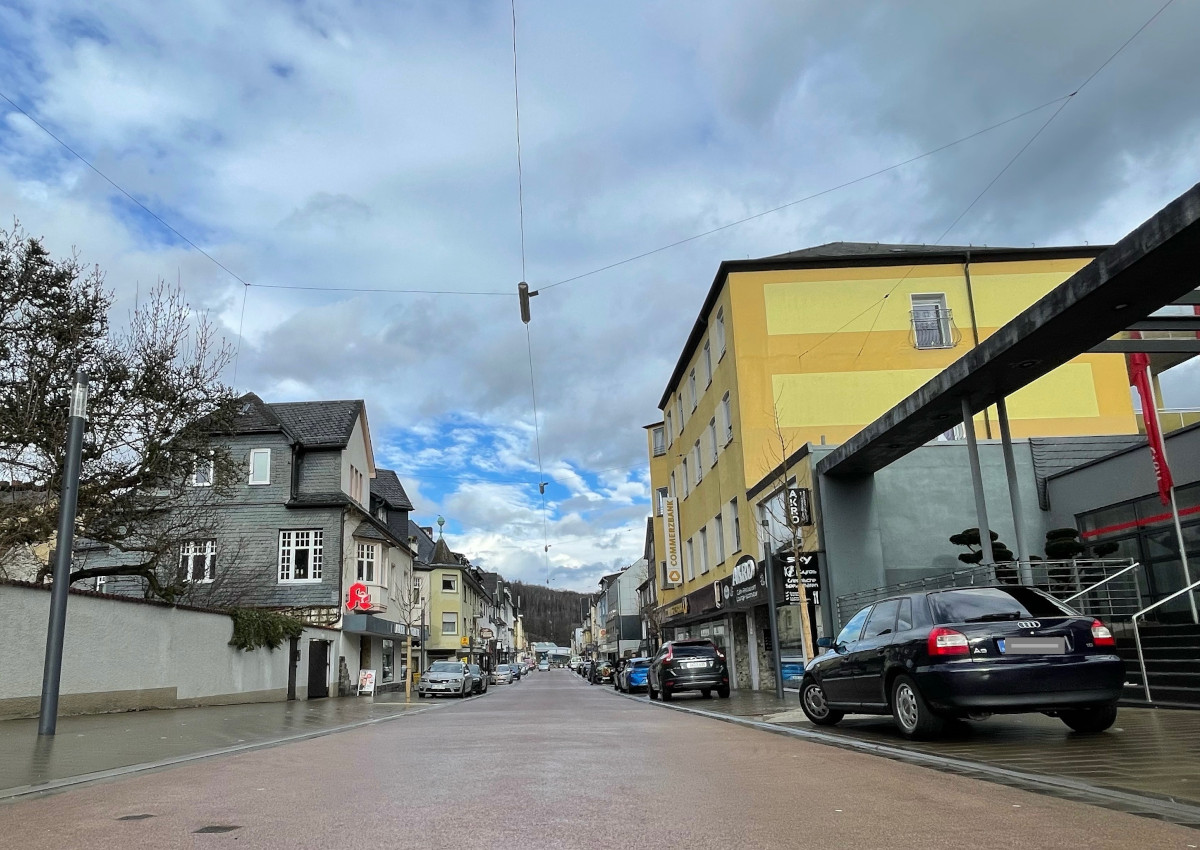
[717,685,730,699]
[701,689,711,698]
[891,674,944,740]
[648,682,658,700]
[800,679,842,726]
[662,686,673,702]
[1060,705,1118,734]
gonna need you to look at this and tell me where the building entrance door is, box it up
[308,640,330,699]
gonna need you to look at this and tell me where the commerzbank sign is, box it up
[663,497,683,586]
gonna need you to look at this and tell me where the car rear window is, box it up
[630,659,651,668]
[929,587,1075,624]
[672,642,717,657]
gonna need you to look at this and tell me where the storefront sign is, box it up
[662,598,689,619]
[731,555,757,586]
[786,488,813,527]
[719,564,769,611]
[664,497,683,585]
[346,582,385,613]
[479,627,494,639]
[460,636,470,647]
[773,552,820,605]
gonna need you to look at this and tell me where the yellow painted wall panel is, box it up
[1003,363,1099,420]
[772,369,941,428]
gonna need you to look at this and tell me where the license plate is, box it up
[998,637,1066,655]
[683,660,708,668]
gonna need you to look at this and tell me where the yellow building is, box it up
[420,537,490,665]
[646,243,1141,683]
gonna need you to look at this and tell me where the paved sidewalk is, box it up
[616,685,1200,823]
[0,693,445,799]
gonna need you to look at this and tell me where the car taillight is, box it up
[715,648,725,660]
[663,647,673,663]
[927,627,970,657]
[1091,619,1116,647]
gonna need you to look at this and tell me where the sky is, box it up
[2,1,1199,591]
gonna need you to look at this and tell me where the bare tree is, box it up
[0,225,240,600]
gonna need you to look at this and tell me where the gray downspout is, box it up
[962,254,993,440]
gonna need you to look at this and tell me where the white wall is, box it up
[0,581,336,720]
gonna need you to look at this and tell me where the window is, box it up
[665,411,673,446]
[350,465,364,502]
[698,527,709,574]
[702,341,712,388]
[192,453,214,487]
[411,581,421,604]
[911,293,954,349]
[685,538,695,581]
[656,487,668,517]
[730,498,741,552]
[708,419,718,467]
[721,393,733,444]
[442,575,458,593]
[862,599,901,641]
[682,459,689,497]
[714,307,726,358]
[442,613,458,635]
[669,470,677,499]
[279,530,323,582]
[652,426,666,456]
[94,574,106,592]
[693,441,702,484]
[660,561,668,587]
[249,449,270,485]
[715,512,725,562]
[897,598,914,632]
[180,540,216,583]
[356,542,376,583]
[676,395,685,431]
[688,370,697,411]
[836,605,873,645]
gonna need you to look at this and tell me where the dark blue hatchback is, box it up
[798,586,1125,739]
[617,657,651,693]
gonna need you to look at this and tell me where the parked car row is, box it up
[417,659,541,698]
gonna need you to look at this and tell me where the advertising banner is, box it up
[663,497,683,585]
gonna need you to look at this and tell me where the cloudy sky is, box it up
[2,1,1199,590]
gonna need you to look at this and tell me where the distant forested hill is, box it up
[510,581,588,646]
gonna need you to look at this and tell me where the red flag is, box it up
[1130,352,1174,505]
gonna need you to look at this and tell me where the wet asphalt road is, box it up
[0,670,1196,849]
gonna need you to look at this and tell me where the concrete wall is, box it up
[815,440,1050,623]
[0,581,337,720]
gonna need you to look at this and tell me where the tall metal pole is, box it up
[38,371,88,736]
[995,396,1032,583]
[961,397,995,565]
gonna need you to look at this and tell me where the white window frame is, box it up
[721,393,733,444]
[180,539,216,583]
[356,541,377,583]
[278,529,323,583]
[715,512,725,563]
[656,487,668,517]
[442,612,458,635]
[442,575,458,593]
[693,441,702,484]
[702,341,712,388]
[652,426,666,457]
[715,307,726,359]
[698,527,709,574]
[685,538,695,581]
[191,453,214,487]
[730,498,741,553]
[708,418,718,467]
[249,448,271,485]
[688,370,697,411]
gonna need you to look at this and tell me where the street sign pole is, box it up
[38,371,88,737]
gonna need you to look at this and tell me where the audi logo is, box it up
[1016,620,1040,629]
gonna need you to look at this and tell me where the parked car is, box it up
[569,656,582,671]
[510,662,523,681]
[490,664,515,685]
[590,660,615,685]
[648,640,730,700]
[467,664,488,695]
[538,659,550,672]
[797,585,1125,740]
[617,657,651,693]
[417,661,472,699]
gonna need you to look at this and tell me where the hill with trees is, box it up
[510,581,588,646]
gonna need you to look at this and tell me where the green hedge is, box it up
[228,608,304,652]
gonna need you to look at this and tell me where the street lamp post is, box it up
[38,371,89,737]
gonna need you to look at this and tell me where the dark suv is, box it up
[648,640,730,701]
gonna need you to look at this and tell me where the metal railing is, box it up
[836,559,1140,628]
[1131,575,1200,703]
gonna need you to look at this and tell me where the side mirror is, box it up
[816,636,834,649]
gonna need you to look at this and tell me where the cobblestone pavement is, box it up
[1,670,1197,849]
[614,683,1200,820]
[0,690,450,797]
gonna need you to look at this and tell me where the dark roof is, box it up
[430,537,461,567]
[409,520,436,564]
[351,521,389,542]
[373,469,413,511]
[287,492,352,508]
[269,400,363,448]
[230,393,292,437]
[658,242,1106,410]
[481,571,501,595]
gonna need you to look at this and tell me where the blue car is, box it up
[617,657,651,693]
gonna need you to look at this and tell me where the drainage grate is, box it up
[194,825,241,834]
[116,814,155,821]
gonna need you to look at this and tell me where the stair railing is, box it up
[1062,561,1143,610]
[1131,574,1200,703]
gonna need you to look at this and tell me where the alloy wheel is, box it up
[803,684,830,719]
[894,682,919,732]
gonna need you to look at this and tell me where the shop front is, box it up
[658,581,737,686]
